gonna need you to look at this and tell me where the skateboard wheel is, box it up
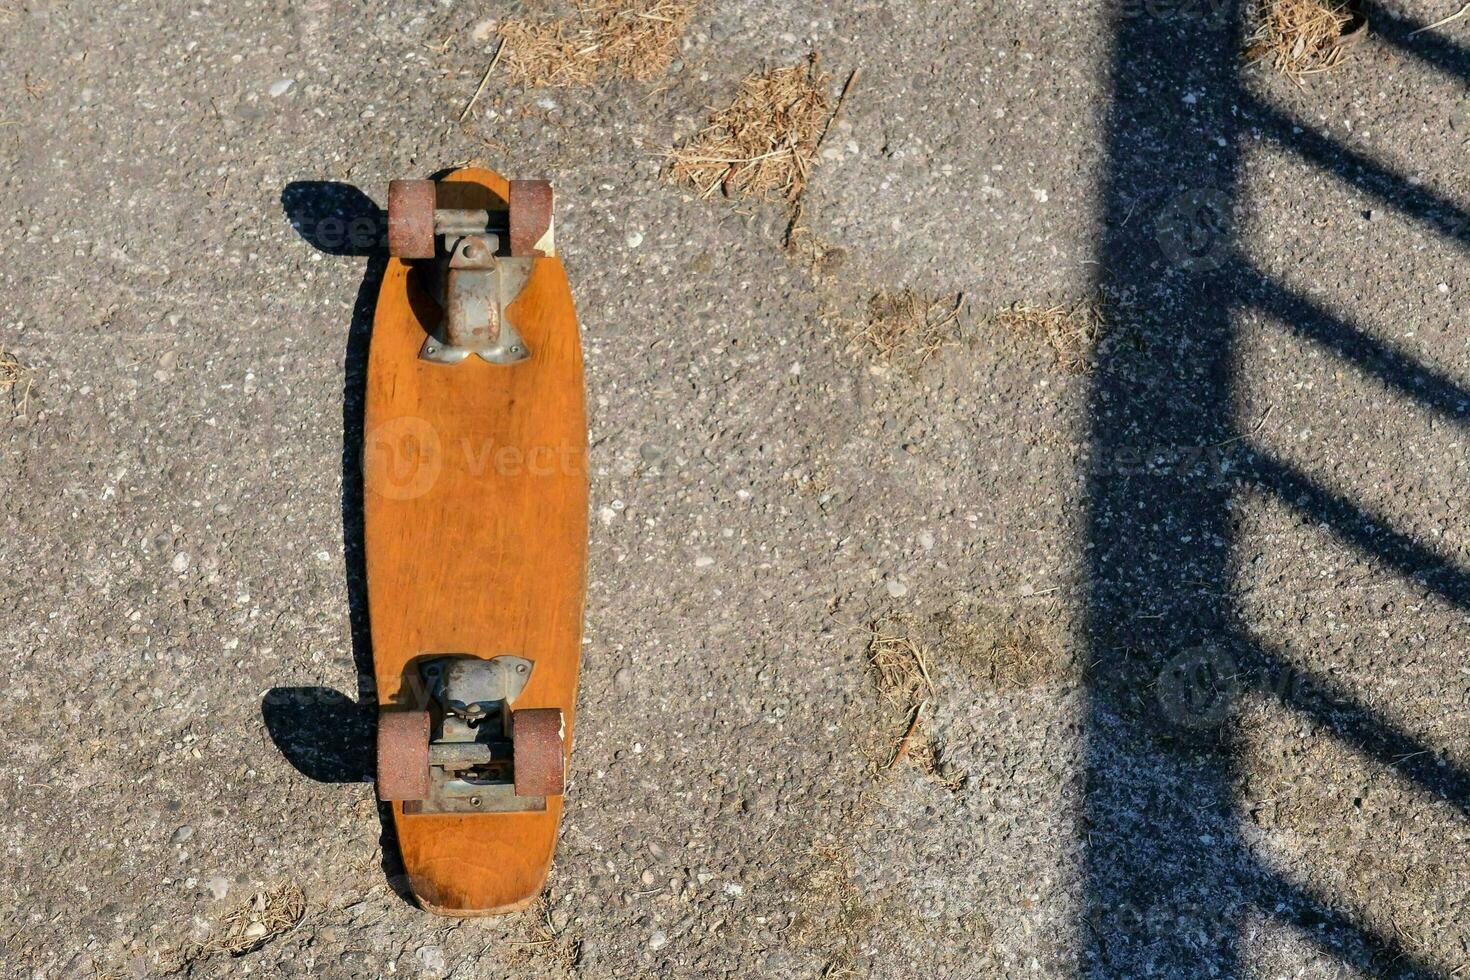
[512,707,565,797]
[508,179,555,257]
[377,710,431,801]
[387,179,436,259]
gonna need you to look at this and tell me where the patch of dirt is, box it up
[937,613,1072,691]
[790,837,996,976]
[846,289,965,368]
[1246,0,1362,80]
[498,0,696,88]
[789,843,882,977]
[784,229,849,279]
[667,58,832,202]
[993,300,1106,375]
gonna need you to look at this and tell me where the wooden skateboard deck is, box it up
[362,167,587,915]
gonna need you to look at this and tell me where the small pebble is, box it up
[268,78,294,98]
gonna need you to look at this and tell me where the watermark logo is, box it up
[1091,443,1236,484]
[363,416,587,499]
[1155,188,1233,272]
[1156,644,1240,729]
[364,416,443,500]
[1118,0,1233,24]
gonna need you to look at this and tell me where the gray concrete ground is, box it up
[1,0,1467,978]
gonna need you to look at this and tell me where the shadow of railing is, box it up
[1363,0,1470,78]
[1083,2,1469,976]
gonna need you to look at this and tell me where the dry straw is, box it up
[865,618,966,791]
[202,882,307,957]
[848,289,965,367]
[994,300,1106,375]
[668,58,832,202]
[504,894,581,970]
[1,350,33,413]
[1246,0,1363,80]
[497,0,695,87]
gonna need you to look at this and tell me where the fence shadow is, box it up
[1083,3,1467,976]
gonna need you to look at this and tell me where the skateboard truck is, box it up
[377,654,567,815]
[386,178,556,366]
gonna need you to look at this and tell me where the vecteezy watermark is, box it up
[1116,0,1234,23]
[1154,188,1234,272]
[362,415,586,501]
[1156,644,1241,729]
[295,215,382,252]
[364,416,443,501]
[1090,443,1238,484]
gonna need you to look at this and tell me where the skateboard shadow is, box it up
[266,180,384,781]
[266,179,413,901]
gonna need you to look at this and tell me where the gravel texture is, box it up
[0,1,1466,978]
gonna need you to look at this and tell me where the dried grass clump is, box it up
[505,894,582,972]
[498,1,695,88]
[497,20,601,88]
[668,59,831,201]
[202,882,306,956]
[1,350,33,413]
[865,618,966,791]
[940,617,1066,690]
[849,289,964,366]
[869,620,932,721]
[598,0,696,80]
[994,300,1106,375]
[1247,0,1361,79]
[989,628,1056,688]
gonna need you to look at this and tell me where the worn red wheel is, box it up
[512,707,565,797]
[376,710,431,801]
[508,179,555,257]
[387,179,436,259]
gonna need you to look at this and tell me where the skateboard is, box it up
[362,167,587,915]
